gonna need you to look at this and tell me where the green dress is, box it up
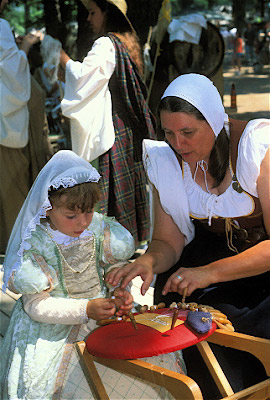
[0,212,135,399]
[1,212,185,399]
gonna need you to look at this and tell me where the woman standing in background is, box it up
[60,0,156,247]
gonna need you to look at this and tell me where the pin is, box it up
[150,302,165,311]
[98,317,123,326]
[170,308,179,330]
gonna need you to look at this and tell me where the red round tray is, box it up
[86,308,216,359]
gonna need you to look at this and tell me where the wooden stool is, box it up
[76,314,270,399]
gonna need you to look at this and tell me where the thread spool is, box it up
[139,305,149,313]
[150,302,165,311]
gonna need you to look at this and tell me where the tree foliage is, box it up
[2,0,268,55]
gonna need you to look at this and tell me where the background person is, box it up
[244,22,256,64]
[232,30,244,74]
[107,73,270,398]
[0,0,51,254]
[60,0,156,248]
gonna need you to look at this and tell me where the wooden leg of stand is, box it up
[92,356,203,400]
[196,340,234,397]
[207,330,270,376]
[222,379,270,400]
[76,341,109,400]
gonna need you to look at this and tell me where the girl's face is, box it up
[160,110,215,164]
[47,196,94,237]
[87,0,106,36]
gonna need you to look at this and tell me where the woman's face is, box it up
[160,110,215,164]
[87,0,106,36]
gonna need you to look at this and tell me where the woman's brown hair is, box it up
[158,96,229,188]
[93,0,144,76]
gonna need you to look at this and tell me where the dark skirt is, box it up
[154,221,270,399]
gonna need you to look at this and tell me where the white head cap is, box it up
[161,73,226,137]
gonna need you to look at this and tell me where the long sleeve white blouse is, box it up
[61,36,116,162]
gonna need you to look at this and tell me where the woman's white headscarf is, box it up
[161,73,228,137]
[2,150,101,291]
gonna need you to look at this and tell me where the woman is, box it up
[60,0,156,247]
[107,73,270,398]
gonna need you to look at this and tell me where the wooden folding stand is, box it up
[76,328,270,400]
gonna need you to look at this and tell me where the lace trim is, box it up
[53,325,81,400]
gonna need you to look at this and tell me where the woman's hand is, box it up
[106,259,154,296]
[162,265,214,298]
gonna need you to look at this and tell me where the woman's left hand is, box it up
[162,265,213,297]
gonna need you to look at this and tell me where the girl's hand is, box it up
[106,260,154,296]
[86,298,116,321]
[112,288,133,316]
[162,265,213,297]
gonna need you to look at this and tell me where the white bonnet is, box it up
[2,150,101,291]
[161,73,226,137]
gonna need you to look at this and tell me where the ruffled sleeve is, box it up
[11,255,59,295]
[61,36,116,162]
[143,139,195,245]
[237,119,270,197]
[90,212,135,266]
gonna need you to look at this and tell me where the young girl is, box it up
[0,150,135,398]
[1,150,185,400]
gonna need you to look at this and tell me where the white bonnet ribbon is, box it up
[206,194,217,226]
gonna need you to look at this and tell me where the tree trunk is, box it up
[41,0,73,48]
[24,0,30,33]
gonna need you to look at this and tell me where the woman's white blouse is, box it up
[61,37,116,162]
[143,119,270,243]
[186,120,270,221]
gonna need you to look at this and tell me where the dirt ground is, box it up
[222,50,270,121]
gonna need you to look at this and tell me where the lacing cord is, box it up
[194,160,211,194]
[206,194,217,226]
[225,218,240,253]
[194,160,216,226]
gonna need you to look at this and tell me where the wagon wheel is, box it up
[170,21,224,78]
[146,21,225,114]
